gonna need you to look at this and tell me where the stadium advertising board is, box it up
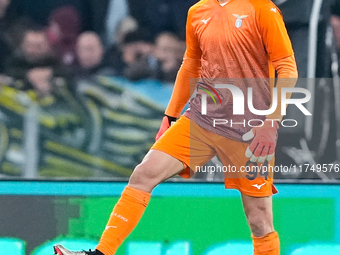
[0,182,339,255]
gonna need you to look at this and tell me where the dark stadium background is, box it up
[0,0,340,254]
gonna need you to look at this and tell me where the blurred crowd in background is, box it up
[0,0,340,179]
[0,0,195,99]
[0,0,340,95]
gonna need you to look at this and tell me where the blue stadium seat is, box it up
[165,241,192,255]
[0,238,25,255]
[128,241,192,255]
[127,242,162,255]
[204,242,253,255]
[290,244,340,255]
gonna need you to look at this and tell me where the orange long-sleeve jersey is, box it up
[165,0,298,142]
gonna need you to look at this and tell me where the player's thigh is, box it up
[241,193,274,237]
[129,149,184,192]
[189,121,217,170]
[129,116,209,192]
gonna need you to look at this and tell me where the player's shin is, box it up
[252,231,280,255]
[96,186,151,255]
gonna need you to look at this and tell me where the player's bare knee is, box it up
[248,221,266,237]
[129,162,163,191]
[247,213,273,237]
[244,203,272,236]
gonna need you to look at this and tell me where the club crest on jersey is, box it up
[233,14,248,28]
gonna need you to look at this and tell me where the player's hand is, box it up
[155,115,177,141]
[242,120,279,163]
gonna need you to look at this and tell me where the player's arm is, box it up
[156,7,202,140]
[164,57,201,119]
[267,55,298,120]
[243,3,298,163]
[259,2,298,121]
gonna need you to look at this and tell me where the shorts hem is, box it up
[224,184,277,197]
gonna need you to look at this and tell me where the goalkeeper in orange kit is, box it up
[54,0,298,254]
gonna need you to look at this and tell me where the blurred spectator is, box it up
[101,17,138,77]
[331,0,340,53]
[5,28,69,97]
[9,0,91,30]
[0,0,11,73]
[105,0,129,46]
[75,32,115,76]
[154,32,185,83]
[114,16,138,46]
[118,30,186,82]
[121,29,156,81]
[74,0,129,47]
[46,6,82,66]
[0,0,9,18]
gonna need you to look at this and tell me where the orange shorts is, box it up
[152,116,278,197]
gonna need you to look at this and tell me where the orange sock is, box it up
[96,186,151,255]
[252,231,280,255]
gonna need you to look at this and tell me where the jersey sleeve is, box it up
[185,6,202,60]
[266,55,298,121]
[165,7,202,117]
[257,2,294,62]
